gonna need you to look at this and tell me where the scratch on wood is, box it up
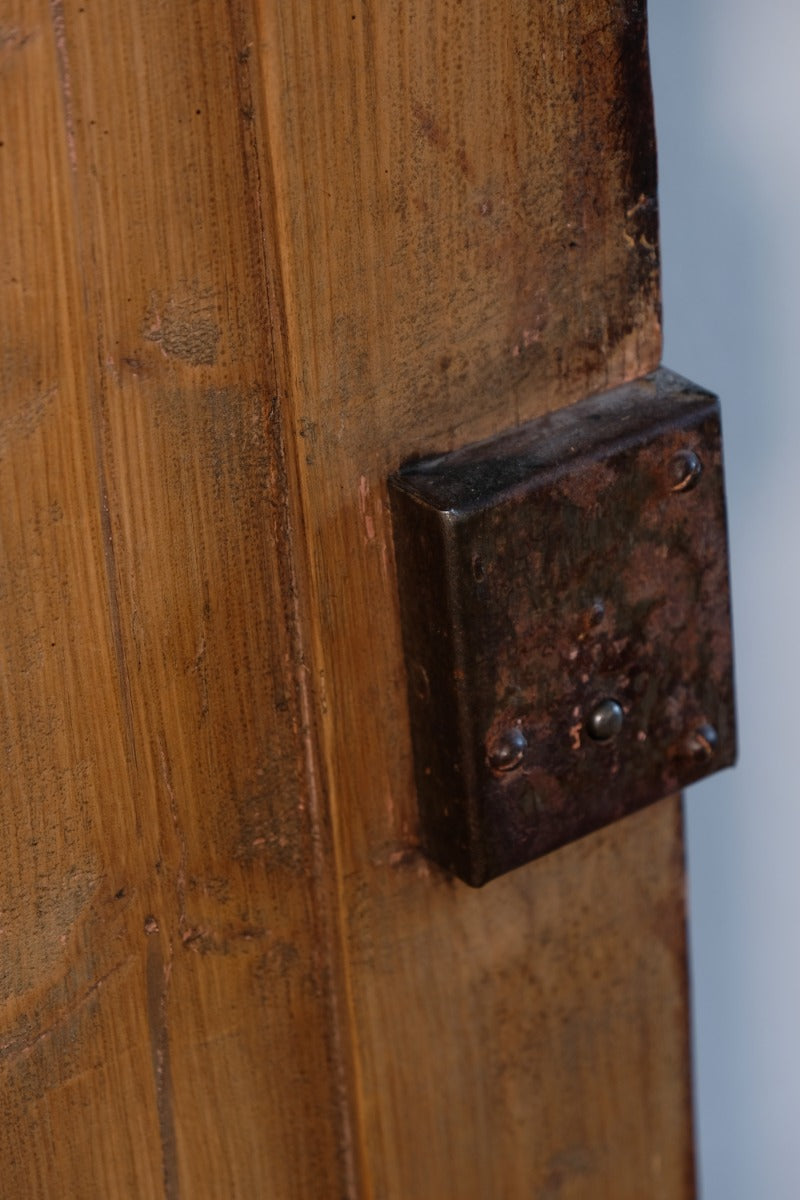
[49,0,76,174]
[158,737,188,941]
[0,958,131,1063]
[0,25,37,68]
[358,474,375,543]
[145,919,179,1200]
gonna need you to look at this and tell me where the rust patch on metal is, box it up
[390,368,736,886]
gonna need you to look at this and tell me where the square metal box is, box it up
[390,369,736,886]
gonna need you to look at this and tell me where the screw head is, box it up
[669,448,703,492]
[585,698,624,742]
[486,726,527,773]
[589,599,605,626]
[685,723,718,763]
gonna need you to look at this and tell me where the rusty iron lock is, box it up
[389,368,736,886]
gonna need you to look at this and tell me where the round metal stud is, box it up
[685,722,718,763]
[669,448,703,492]
[589,599,605,626]
[486,726,527,773]
[585,698,624,742]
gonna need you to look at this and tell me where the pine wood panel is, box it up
[1,0,693,1196]
[1,2,348,1195]
[248,0,693,1196]
[0,6,162,1193]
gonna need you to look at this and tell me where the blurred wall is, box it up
[649,1,800,1195]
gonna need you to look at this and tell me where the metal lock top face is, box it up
[389,369,736,886]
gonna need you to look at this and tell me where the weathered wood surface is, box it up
[247,2,689,1196]
[1,0,692,1196]
[1,1,348,1195]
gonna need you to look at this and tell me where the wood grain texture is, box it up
[1,1,349,1195]
[247,0,692,1196]
[1,0,692,1196]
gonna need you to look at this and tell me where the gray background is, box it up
[649,0,800,1194]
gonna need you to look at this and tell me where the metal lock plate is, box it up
[390,368,736,886]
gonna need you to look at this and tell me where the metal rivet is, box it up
[585,698,624,742]
[590,599,605,626]
[487,727,527,773]
[669,448,703,492]
[685,723,718,763]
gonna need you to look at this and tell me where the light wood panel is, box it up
[1,2,349,1195]
[1,0,693,1195]
[248,0,692,1196]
